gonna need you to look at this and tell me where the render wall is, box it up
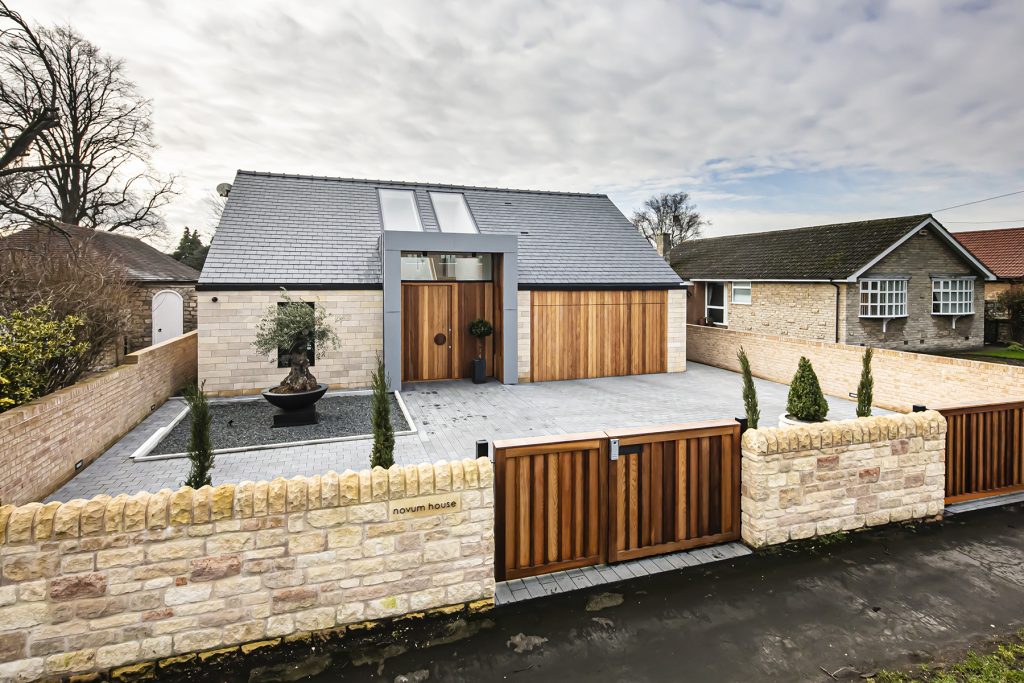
[198,290,383,396]
[686,324,1024,412]
[0,460,494,682]
[667,289,687,372]
[0,332,198,507]
[843,230,986,351]
[517,290,531,382]
[741,411,946,547]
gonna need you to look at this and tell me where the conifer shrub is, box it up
[786,356,829,422]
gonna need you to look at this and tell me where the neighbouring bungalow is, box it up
[197,171,686,395]
[0,223,199,361]
[669,214,996,351]
[954,226,1024,343]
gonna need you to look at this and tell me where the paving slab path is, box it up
[297,505,1024,682]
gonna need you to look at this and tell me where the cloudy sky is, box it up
[27,0,1024,247]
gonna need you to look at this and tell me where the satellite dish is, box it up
[216,182,232,197]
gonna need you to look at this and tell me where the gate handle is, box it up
[433,333,447,346]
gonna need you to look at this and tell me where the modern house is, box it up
[197,171,686,395]
[0,223,199,358]
[954,227,1024,343]
[669,214,996,351]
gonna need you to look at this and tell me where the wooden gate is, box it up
[941,400,1024,503]
[493,419,741,580]
[606,420,740,563]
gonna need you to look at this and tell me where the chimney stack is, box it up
[655,233,672,261]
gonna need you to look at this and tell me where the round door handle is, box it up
[433,333,447,345]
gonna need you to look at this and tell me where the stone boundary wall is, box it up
[741,411,946,548]
[0,459,495,682]
[667,289,687,373]
[687,324,1024,412]
[0,332,198,507]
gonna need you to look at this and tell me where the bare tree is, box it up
[631,191,709,251]
[0,18,175,235]
[0,1,59,176]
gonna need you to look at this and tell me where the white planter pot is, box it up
[778,412,829,428]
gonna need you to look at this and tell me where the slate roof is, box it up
[199,171,682,288]
[954,227,1024,280]
[670,214,942,281]
[0,223,199,282]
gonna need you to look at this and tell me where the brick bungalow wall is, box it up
[687,324,1024,412]
[0,332,198,506]
[127,284,198,353]
[0,460,494,682]
[197,290,383,396]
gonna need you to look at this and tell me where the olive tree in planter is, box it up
[252,292,340,412]
[780,356,829,427]
[468,319,493,384]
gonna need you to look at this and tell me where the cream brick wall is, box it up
[726,282,841,342]
[198,290,383,396]
[517,290,531,382]
[0,332,198,506]
[667,289,687,372]
[741,412,946,547]
[0,459,495,682]
[687,324,1024,412]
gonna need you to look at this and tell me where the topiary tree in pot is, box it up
[468,318,493,384]
[252,291,340,408]
[781,356,829,426]
[737,346,759,430]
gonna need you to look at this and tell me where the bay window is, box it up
[932,277,974,315]
[859,278,908,318]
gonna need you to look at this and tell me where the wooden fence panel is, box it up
[493,433,608,581]
[606,420,741,563]
[942,401,1024,503]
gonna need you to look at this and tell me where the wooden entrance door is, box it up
[402,284,452,381]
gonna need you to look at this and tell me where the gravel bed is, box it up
[151,394,409,455]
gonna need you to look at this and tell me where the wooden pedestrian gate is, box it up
[940,400,1024,504]
[493,419,741,581]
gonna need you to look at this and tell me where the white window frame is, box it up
[705,283,728,325]
[931,277,975,316]
[858,278,908,320]
[428,192,479,234]
[731,280,752,305]
[378,189,423,232]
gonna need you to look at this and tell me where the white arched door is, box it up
[152,290,184,345]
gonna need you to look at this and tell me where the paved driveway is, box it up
[51,363,870,501]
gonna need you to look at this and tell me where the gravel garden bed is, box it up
[149,394,410,455]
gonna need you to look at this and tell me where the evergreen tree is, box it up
[183,382,214,488]
[856,347,874,418]
[171,227,210,270]
[370,355,395,468]
[786,357,829,422]
[737,346,759,429]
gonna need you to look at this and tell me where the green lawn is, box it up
[964,348,1024,361]
[870,632,1024,682]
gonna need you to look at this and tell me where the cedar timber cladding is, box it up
[529,290,668,382]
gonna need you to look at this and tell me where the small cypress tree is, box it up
[370,355,395,469]
[856,347,874,418]
[183,382,214,488]
[737,346,759,429]
[786,357,829,422]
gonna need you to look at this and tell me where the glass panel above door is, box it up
[400,252,493,281]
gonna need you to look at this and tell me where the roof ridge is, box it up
[684,214,934,245]
[954,226,1024,236]
[234,169,608,199]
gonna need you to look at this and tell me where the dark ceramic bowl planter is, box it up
[261,383,328,410]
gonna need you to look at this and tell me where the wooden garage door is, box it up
[530,290,667,382]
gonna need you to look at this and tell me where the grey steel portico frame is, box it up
[381,231,519,391]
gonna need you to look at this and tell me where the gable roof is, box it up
[199,171,682,288]
[0,223,199,282]
[669,214,994,282]
[953,227,1024,280]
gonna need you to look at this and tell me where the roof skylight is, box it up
[379,189,423,232]
[429,192,479,234]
